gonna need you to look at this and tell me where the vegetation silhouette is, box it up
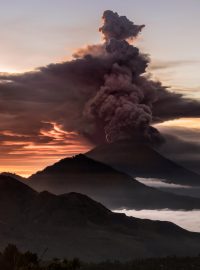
[0,245,200,270]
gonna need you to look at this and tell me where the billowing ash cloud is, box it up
[99,10,145,41]
[84,11,159,143]
[84,64,156,143]
[0,10,200,146]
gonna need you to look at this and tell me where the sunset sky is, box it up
[0,0,200,176]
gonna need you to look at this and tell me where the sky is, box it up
[0,0,200,176]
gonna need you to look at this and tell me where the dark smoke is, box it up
[84,10,162,143]
[99,10,145,41]
[0,10,200,146]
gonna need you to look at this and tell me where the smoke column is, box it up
[84,10,163,143]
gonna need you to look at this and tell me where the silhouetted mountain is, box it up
[28,154,200,210]
[0,174,36,224]
[0,172,26,182]
[87,140,200,186]
[0,175,200,261]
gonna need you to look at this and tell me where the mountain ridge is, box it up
[28,154,200,210]
[86,140,200,186]
[0,174,200,261]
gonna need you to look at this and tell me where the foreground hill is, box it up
[0,174,200,261]
[28,154,200,210]
[87,140,200,186]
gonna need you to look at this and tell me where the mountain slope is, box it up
[28,154,200,210]
[0,175,200,261]
[0,172,26,182]
[0,175,36,224]
[86,140,200,186]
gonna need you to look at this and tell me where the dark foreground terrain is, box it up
[1,244,200,270]
[0,175,200,261]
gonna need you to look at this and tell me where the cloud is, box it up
[115,209,200,232]
[155,124,200,175]
[136,176,200,199]
[152,90,200,123]
[136,177,190,189]
[149,59,200,71]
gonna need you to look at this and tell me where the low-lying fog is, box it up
[115,209,200,232]
[136,177,200,198]
[117,177,200,232]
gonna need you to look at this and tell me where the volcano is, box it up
[0,174,200,261]
[86,140,200,186]
[28,154,200,210]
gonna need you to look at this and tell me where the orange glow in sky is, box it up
[0,122,93,177]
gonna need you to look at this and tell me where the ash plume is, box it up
[84,10,162,143]
[99,10,145,41]
[0,10,200,146]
